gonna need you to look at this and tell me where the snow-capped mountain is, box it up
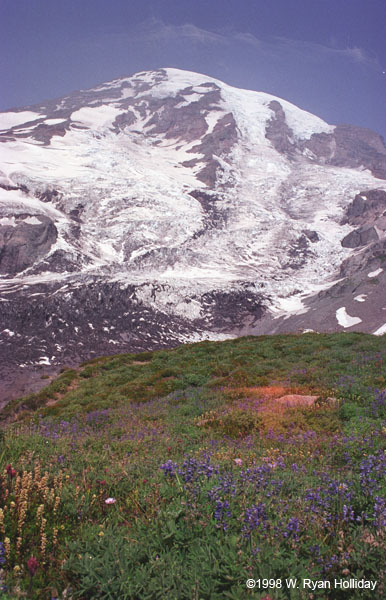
[1,68,386,401]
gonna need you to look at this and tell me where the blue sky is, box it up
[1,0,385,138]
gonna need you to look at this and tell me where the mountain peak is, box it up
[0,69,385,400]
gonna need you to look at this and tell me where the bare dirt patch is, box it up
[45,373,81,407]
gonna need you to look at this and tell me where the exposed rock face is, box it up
[299,125,386,179]
[340,189,386,249]
[0,215,57,274]
[330,125,386,179]
[341,225,379,248]
[303,229,319,243]
[343,189,386,224]
[264,105,386,180]
[0,67,386,402]
[265,100,296,156]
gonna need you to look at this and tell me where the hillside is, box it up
[0,332,385,598]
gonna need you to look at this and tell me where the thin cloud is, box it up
[134,21,382,72]
[130,19,226,45]
[341,46,380,69]
[234,32,381,71]
[79,19,381,75]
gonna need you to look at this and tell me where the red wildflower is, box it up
[5,464,16,479]
[27,556,39,576]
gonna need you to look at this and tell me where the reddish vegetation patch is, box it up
[198,384,339,437]
[274,394,319,408]
[225,386,336,417]
[247,385,289,398]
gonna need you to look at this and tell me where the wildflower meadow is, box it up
[0,332,385,598]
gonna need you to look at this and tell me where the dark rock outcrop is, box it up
[343,189,386,224]
[341,225,380,248]
[331,125,386,179]
[265,100,295,156]
[189,191,225,231]
[301,126,386,179]
[0,215,57,274]
[303,229,319,243]
[188,112,238,186]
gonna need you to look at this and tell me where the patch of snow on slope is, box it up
[119,87,135,100]
[44,119,67,125]
[180,331,235,344]
[38,356,51,365]
[0,111,44,130]
[70,106,123,129]
[97,241,121,263]
[354,294,367,302]
[220,87,273,144]
[204,111,224,135]
[279,100,335,140]
[161,68,334,142]
[0,217,16,226]
[0,188,68,222]
[373,323,386,336]
[336,307,362,328]
[271,296,307,315]
[368,268,383,278]
[175,92,207,107]
[22,216,43,225]
[150,68,219,98]
[93,79,128,91]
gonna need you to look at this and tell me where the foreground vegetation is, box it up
[0,332,385,599]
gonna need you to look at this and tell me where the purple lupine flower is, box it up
[373,496,386,528]
[0,543,5,565]
[213,500,231,530]
[160,460,178,477]
[242,503,267,537]
[342,504,355,522]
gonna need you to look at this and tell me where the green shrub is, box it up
[339,402,366,421]
[181,373,208,387]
